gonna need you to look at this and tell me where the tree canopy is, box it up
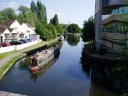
[67,24,81,33]
[36,0,47,24]
[0,8,16,20]
[82,16,95,42]
[31,1,37,13]
[18,6,35,26]
[50,14,59,26]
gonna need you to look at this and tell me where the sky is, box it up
[0,0,95,28]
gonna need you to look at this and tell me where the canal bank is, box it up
[84,43,128,64]
[0,38,59,80]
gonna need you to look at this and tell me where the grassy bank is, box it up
[0,54,25,80]
[0,38,59,80]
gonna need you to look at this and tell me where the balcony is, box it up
[102,0,128,14]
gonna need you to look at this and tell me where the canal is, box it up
[0,36,125,96]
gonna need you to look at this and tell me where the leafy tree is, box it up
[50,14,59,26]
[18,6,30,15]
[47,24,57,38]
[35,22,57,41]
[67,23,81,33]
[31,1,37,13]
[0,13,5,24]
[37,0,47,24]
[0,8,16,20]
[18,6,35,26]
[56,24,65,36]
[82,16,95,43]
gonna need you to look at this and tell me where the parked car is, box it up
[19,39,28,43]
[1,42,11,47]
[26,39,32,42]
[10,41,23,45]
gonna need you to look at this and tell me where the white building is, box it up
[0,28,10,42]
[0,20,39,42]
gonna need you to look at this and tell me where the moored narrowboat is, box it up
[58,36,64,41]
[29,47,60,72]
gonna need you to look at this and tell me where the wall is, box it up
[102,32,127,40]
[102,39,122,52]
[0,40,41,53]
[0,46,15,53]
[30,34,40,41]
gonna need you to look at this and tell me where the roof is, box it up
[8,28,14,32]
[1,20,15,27]
[0,27,6,34]
[26,23,33,27]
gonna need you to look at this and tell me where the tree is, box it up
[37,0,47,24]
[56,24,65,36]
[82,17,95,43]
[67,23,81,33]
[1,8,16,20]
[18,6,30,15]
[0,12,4,24]
[47,24,57,38]
[31,1,37,13]
[50,14,59,26]
[18,6,35,26]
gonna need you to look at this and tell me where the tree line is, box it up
[0,0,82,40]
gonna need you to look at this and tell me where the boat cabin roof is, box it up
[33,48,54,59]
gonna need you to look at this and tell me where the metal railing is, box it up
[102,26,128,34]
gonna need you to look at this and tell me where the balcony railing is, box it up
[102,26,128,34]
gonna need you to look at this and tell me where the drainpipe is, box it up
[95,0,102,50]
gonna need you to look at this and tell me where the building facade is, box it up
[0,20,37,42]
[95,0,128,51]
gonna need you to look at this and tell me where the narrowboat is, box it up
[58,36,64,41]
[29,47,60,72]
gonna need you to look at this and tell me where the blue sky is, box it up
[0,0,95,28]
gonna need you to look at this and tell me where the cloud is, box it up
[0,1,19,10]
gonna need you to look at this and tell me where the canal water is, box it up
[0,36,123,96]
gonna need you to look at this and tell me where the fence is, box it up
[0,40,41,54]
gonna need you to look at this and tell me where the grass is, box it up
[0,54,23,80]
[0,51,17,60]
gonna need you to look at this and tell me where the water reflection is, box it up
[80,45,128,96]
[80,44,91,78]
[65,34,80,46]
